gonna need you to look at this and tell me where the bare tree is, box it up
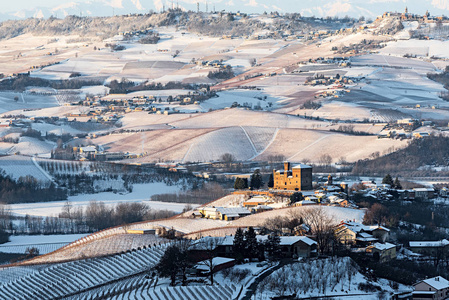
[318,154,332,166]
[197,237,224,285]
[298,206,336,255]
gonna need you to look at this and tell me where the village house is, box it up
[272,162,313,191]
[413,276,449,300]
[198,207,251,221]
[269,236,317,258]
[217,235,317,258]
[335,221,390,246]
[194,257,236,275]
[412,188,435,200]
[409,239,449,257]
[366,242,397,263]
[243,196,274,208]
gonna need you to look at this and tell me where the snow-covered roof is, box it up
[195,257,235,271]
[292,164,312,169]
[409,239,449,248]
[216,207,251,215]
[412,291,437,295]
[366,225,390,232]
[413,188,434,192]
[252,205,273,210]
[257,235,317,246]
[358,232,374,238]
[340,221,390,233]
[220,235,317,247]
[370,242,396,251]
[417,276,449,290]
[297,200,316,205]
[202,206,250,215]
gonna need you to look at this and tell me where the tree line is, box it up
[106,78,209,94]
[0,201,177,238]
[0,174,66,204]
[0,76,103,91]
[352,135,449,176]
[154,226,281,287]
[233,169,263,190]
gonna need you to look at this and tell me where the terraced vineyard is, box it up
[0,244,169,300]
[0,155,52,183]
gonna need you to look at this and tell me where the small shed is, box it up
[126,229,156,235]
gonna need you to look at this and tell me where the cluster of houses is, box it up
[305,75,355,87]
[73,146,135,161]
[195,60,229,69]
[0,115,72,129]
[378,8,449,23]
[355,181,437,201]
[118,28,155,37]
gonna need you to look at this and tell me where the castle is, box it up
[272,162,313,191]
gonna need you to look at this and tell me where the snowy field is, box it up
[256,257,411,299]
[8,137,55,157]
[0,234,87,254]
[200,89,284,111]
[230,205,365,227]
[380,39,449,59]
[0,92,58,114]
[8,182,192,218]
[0,155,52,183]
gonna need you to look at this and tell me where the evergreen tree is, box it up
[382,174,394,186]
[290,192,303,204]
[242,178,248,189]
[234,177,242,190]
[233,228,245,262]
[155,244,182,286]
[0,224,9,244]
[249,169,263,190]
[264,234,281,261]
[394,177,402,189]
[244,226,258,261]
[234,177,248,190]
[267,172,274,188]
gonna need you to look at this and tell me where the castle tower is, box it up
[327,174,333,185]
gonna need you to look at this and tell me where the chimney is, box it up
[284,161,290,171]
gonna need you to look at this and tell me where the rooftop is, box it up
[409,239,449,248]
[292,164,312,169]
[370,242,396,251]
[417,276,449,291]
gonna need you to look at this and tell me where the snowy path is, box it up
[287,134,330,161]
[240,126,258,157]
[31,156,55,184]
[251,128,279,160]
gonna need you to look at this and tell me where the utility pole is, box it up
[197,2,199,13]
[206,1,208,13]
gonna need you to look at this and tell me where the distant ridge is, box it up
[0,0,448,21]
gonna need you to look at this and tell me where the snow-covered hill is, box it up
[0,0,448,21]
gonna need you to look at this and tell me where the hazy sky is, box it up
[0,0,92,12]
[1,0,448,18]
[0,0,77,11]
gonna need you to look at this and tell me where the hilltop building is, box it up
[413,276,449,300]
[272,162,313,191]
